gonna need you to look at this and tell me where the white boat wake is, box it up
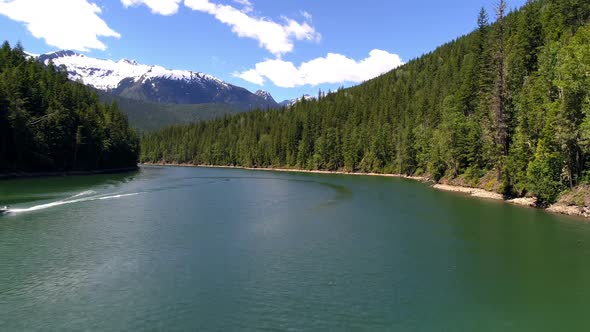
[70,190,96,198]
[5,190,143,214]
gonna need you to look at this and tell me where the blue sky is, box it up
[0,0,527,102]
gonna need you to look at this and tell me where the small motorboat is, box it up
[0,206,9,214]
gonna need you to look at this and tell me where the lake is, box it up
[1,166,590,330]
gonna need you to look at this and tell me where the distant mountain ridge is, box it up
[279,94,315,107]
[96,91,245,132]
[255,90,276,104]
[38,50,278,110]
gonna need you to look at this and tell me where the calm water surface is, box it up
[1,166,590,330]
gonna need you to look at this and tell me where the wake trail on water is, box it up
[4,177,231,215]
[70,190,96,198]
[6,190,144,214]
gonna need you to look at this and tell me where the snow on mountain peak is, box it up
[37,50,228,91]
[51,50,81,58]
[279,94,315,107]
[120,58,138,65]
[255,90,273,100]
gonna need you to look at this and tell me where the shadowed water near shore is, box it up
[1,165,590,331]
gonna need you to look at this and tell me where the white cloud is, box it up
[0,0,120,51]
[235,50,404,88]
[184,0,320,57]
[301,11,312,21]
[232,0,252,13]
[121,0,181,16]
[236,69,264,85]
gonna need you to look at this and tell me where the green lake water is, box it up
[1,166,590,330]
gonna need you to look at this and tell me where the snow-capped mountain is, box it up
[39,50,227,90]
[279,94,315,107]
[255,90,276,103]
[38,50,277,110]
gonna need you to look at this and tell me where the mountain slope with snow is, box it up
[279,94,315,107]
[255,90,276,104]
[38,51,277,110]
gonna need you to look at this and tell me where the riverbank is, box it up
[0,166,139,180]
[142,162,432,182]
[432,184,590,218]
[143,162,590,220]
[433,183,537,206]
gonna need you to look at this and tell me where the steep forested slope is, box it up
[0,43,139,173]
[97,92,244,132]
[141,0,590,204]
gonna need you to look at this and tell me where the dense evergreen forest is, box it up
[141,0,590,204]
[97,91,244,132]
[0,42,139,173]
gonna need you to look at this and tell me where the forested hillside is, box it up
[0,42,139,173]
[97,91,244,132]
[141,0,590,204]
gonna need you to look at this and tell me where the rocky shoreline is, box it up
[143,163,589,220]
[432,184,590,219]
[432,184,537,206]
[142,162,432,181]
